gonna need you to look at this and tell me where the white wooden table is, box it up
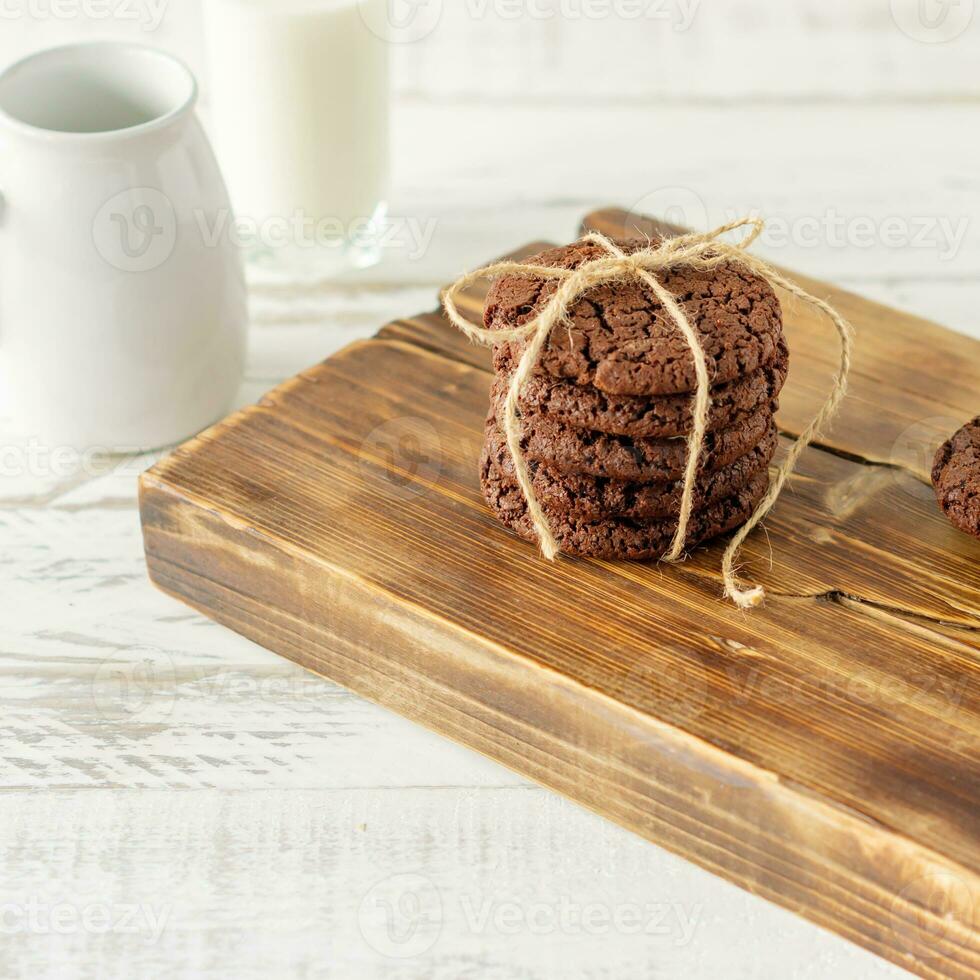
[2,6,978,977]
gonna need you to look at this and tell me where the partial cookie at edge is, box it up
[932,416,980,540]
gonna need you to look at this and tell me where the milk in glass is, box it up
[203,0,389,274]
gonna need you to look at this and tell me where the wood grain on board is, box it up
[140,210,980,979]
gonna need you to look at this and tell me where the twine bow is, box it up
[442,218,854,609]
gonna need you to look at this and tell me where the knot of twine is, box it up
[443,218,854,609]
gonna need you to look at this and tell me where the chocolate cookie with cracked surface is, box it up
[932,416,980,541]
[493,339,788,439]
[483,469,770,560]
[490,399,776,483]
[485,238,784,397]
[482,420,778,522]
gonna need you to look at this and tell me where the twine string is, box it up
[442,219,853,609]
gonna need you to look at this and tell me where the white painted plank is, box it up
[399,0,980,101]
[1,0,978,101]
[0,789,910,980]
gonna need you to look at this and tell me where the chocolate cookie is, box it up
[491,399,776,483]
[484,469,770,560]
[485,238,784,397]
[932,416,980,540]
[482,420,779,522]
[494,339,788,439]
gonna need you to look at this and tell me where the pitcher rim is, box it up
[0,41,198,143]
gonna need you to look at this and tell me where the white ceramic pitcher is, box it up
[0,42,247,450]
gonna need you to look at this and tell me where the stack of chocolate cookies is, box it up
[479,238,789,559]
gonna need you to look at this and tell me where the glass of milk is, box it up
[203,0,389,277]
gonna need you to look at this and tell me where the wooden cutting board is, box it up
[140,207,980,979]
